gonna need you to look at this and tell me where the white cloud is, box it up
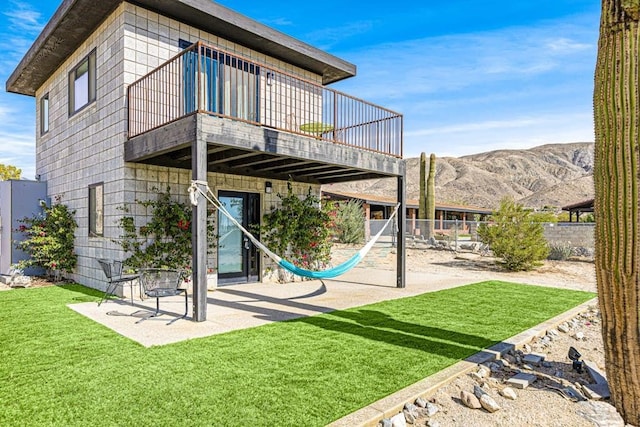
[305,21,375,50]
[3,1,44,33]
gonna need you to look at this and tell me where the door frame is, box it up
[217,190,261,285]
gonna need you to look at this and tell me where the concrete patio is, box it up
[69,266,481,347]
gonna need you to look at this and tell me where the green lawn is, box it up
[0,281,594,426]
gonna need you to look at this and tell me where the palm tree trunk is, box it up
[593,0,640,423]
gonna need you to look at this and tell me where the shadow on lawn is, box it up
[299,308,497,358]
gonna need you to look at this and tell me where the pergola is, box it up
[562,199,594,222]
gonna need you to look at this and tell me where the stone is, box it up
[576,401,625,427]
[542,361,553,368]
[575,331,585,340]
[10,275,31,288]
[403,409,416,424]
[488,362,501,373]
[496,358,510,368]
[380,419,392,427]
[414,397,427,408]
[427,421,441,427]
[522,364,534,370]
[425,402,439,417]
[547,328,559,336]
[583,360,608,385]
[523,353,545,366]
[460,390,482,409]
[522,343,532,353]
[506,373,537,389]
[582,383,611,400]
[500,386,517,400]
[479,393,501,413]
[390,412,407,427]
[558,323,570,333]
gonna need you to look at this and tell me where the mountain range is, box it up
[322,142,594,210]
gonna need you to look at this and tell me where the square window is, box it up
[89,183,104,237]
[69,49,96,115]
[40,93,49,134]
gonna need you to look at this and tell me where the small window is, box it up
[40,93,49,134]
[69,49,96,115]
[89,183,104,237]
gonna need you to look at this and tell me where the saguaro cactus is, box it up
[593,0,640,423]
[425,153,436,239]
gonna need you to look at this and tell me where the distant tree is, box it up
[0,163,21,180]
[593,0,640,422]
[477,198,549,271]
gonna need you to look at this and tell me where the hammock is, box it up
[188,181,399,279]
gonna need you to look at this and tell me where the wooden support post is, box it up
[191,136,208,322]
[397,174,406,288]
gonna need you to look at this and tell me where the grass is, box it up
[0,281,594,426]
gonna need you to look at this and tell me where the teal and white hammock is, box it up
[189,181,399,279]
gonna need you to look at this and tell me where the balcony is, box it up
[127,42,403,158]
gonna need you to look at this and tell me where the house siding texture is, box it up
[34,2,322,291]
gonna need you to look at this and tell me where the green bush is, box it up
[477,198,550,271]
[333,200,365,244]
[16,198,77,274]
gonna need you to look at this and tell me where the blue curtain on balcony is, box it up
[182,42,218,114]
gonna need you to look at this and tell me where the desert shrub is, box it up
[548,244,574,261]
[333,200,365,244]
[477,198,550,271]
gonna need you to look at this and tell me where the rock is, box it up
[576,401,625,426]
[425,402,439,417]
[473,387,500,413]
[390,412,407,427]
[460,390,482,409]
[496,358,510,368]
[379,419,392,427]
[558,323,570,333]
[542,361,553,368]
[547,328,559,336]
[479,394,501,412]
[522,364,534,370]
[500,387,517,400]
[575,331,585,340]
[506,373,537,389]
[427,421,441,427]
[523,353,545,366]
[522,343,532,353]
[403,409,416,424]
[488,362,501,373]
[414,397,427,408]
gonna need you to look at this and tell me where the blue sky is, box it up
[1,0,600,179]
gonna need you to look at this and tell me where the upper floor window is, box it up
[69,49,96,115]
[89,182,104,237]
[40,93,49,134]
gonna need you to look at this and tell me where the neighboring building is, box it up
[322,190,491,238]
[562,199,594,222]
[0,180,48,275]
[6,0,405,320]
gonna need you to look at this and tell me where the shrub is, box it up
[477,198,550,271]
[114,187,216,271]
[261,184,333,274]
[16,198,78,275]
[333,200,365,244]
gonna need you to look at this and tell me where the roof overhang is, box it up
[7,0,356,96]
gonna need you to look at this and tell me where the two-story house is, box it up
[7,0,406,321]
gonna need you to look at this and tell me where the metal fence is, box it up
[367,219,595,259]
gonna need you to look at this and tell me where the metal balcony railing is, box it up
[127,41,403,157]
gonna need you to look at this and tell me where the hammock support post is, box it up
[192,138,208,322]
[397,173,406,288]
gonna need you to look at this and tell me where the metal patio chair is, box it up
[97,259,140,306]
[138,268,188,321]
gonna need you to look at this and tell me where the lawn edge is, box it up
[328,297,598,427]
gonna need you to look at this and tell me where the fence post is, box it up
[455,219,458,252]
